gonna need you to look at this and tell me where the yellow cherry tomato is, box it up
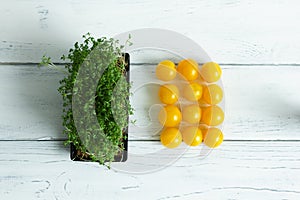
[158,105,182,127]
[177,59,199,81]
[201,84,223,105]
[160,127,182,148]
[182,104,201,124]
[181,126,203,146]
[200,62,222,83]
[201,105,224,126]
[183,82,203,101]
[203,127,223,148]
[156,60,177,81]
[159,84,179,105]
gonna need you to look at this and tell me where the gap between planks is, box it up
[1,62,300,67]
[1,139,300,142]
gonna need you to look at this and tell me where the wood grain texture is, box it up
[1,1,300,199]
[1,0,300,64]
[2,64,299,140]
[0,141,300,200]
[0,65,64,140]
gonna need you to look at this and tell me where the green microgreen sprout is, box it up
[39,33,133,167]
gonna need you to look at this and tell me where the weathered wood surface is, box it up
[1,1,300,199]
[0,141,299,200]
[1,0,300,64]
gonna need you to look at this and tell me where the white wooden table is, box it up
[1,1,300,199]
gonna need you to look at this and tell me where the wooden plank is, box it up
[1,0,300,64]
[129,64,300,140]
[0,65,64,140]
[1,65,300,140]
[0,141,300,199]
